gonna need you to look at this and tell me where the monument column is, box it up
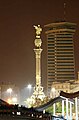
[33,25,45,100]
[34,48,42,87]
[26,25,45,107]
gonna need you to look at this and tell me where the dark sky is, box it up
[0,0,79,91]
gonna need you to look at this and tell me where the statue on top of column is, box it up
[34,25,42,38]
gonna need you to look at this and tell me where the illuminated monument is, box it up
[26,25,45,107]
[33,25,45,99]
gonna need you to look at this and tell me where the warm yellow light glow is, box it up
[51,88,55,92]
[12,97,17,103]
[26,97,35,108]
[7,88,12,93]
[7,98,12,104]
[27,84,32,89]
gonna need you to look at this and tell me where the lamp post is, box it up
[7,88,12,98]
[27,84,32,89]
[7,88,12,104]
[12,97,17,104]
[27,84,32,97]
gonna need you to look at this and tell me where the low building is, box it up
[0,99,52,120]
[50,72,79,98]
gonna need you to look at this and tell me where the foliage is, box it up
[46,106,53,115]
[56,102,62,113]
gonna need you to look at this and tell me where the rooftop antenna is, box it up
[64,2,66,21]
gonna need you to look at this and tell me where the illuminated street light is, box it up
[27,84,32,89]
[7,88,12,104]
[51,88,55,92]
[7,98,12,104]
[7,88,12,99]
[27,84,32,97]
[6,88,19,104]
[7,88,12,94]
[12,97,17,103]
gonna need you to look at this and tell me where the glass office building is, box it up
[45,22,76,94]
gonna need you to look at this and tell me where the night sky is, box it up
[0,0,79,92]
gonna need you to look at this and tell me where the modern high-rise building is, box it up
[45,21,76,95]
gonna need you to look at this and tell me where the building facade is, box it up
[50,72,79,99]
[50,82,71,98]
[45,22,76,95]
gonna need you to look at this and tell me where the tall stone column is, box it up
[34,48,42,87]
[26,25,45,107]
[32,25,45,100]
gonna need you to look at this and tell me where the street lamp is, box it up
[27,84,32,89]
[7,88,13,104]
[7,88,12,97]
[27,84,32,97]
[51,88,55,92]
[12,97,17,103]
